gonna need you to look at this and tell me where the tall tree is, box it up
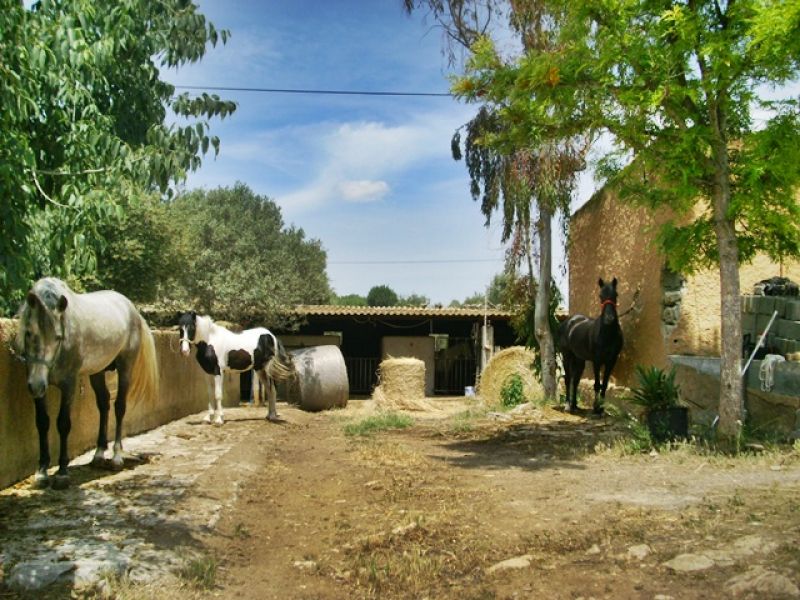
[167,184,332,325]
[465,0,800,438]
[0,0,235,314]
[367,285,400,307]
[406,1,586,400]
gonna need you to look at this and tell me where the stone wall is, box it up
[0,319,239,489]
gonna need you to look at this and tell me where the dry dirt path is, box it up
[2,400,800,599]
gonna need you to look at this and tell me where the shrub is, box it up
[500,373,526,408]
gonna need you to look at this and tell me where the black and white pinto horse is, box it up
[177,312,294,425]
[558,277,624,415]
[14,277,159,488]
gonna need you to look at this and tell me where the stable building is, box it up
[276,304,517,396]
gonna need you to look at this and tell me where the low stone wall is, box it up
[0,319,239,489]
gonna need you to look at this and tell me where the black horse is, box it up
[558,277,624,415]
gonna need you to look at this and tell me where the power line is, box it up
[173,84,452,97]
[329,258,503,265]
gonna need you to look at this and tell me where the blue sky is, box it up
[165,1,595,306]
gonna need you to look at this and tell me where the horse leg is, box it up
[592,361,604,416]
[52,379,75,489]
[562,354,573,411]
[258,370,278,421]
[203,375,215,424]
[570,358,585,413]
[110,368,131,470]
[32,396,51,488]
[212,374,224,425]
[596,356,618,416]
[90,372,110,466]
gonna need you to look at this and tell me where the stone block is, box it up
[741,313,756,336]
[752,296,777,315]
[663,291,683,306]
[755,314,778,337]
[741,295,756,315]
[775,319,800,341]
[785,300,800,321]
[775,337,800,356]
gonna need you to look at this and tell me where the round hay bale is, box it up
[288,345,348,412]
[372,357,438,411]
[477,346,543,407]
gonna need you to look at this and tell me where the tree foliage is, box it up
[456,0,800,436]
[89,191,179,303]
[367,285,400,307]
[333,293,368,307]
[166,184,332,326]
[0,0,235,315]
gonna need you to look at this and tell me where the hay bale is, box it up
[372,357,439,412]
[477,346,543,407]
[289,345,348,411]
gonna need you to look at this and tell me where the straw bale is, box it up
[372,357,439,412]
[477,346,543,407]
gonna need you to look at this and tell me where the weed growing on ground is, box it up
[500,373,526,408]
[444,406,491,435]
[343,412,414,437]
[179,553,218,589]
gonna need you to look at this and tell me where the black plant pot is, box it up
[646,406,689,442]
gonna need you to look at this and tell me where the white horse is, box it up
[177,312,294,425]
[14,277,159,489]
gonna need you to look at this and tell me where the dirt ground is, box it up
[2,398,800,599]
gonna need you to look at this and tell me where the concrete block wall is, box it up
[741,295,800,356]
[0,319,239,490]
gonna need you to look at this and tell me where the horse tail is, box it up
[128,315,160,405]
[266,336,295,383]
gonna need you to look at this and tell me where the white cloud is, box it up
[275,104,476,215]
[337,180,389,202]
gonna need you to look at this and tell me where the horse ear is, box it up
[26,291,38,308]
[598,278,604,288]
[190,310,196,319]
[56,295,68,312]
[612,277,618,289]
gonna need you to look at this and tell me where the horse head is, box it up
[598,277,619,326]
[177,311,198,356]
[17,280,68,397]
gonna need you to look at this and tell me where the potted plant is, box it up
[631,365,688,442]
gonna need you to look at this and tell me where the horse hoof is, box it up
[91,455,107,468]
[31,473,50,489]
[266,414,280,422]
[110,457,125,471]
[203,415,213,424]
[51,474,70,490]
[213,418,224,426]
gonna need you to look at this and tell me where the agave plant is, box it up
[630,365,681,411]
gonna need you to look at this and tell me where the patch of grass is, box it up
[343,412,413,437]
[444,406,489,435]
[179,553,218,590]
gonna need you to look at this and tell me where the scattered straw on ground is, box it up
[477,346,543,407]
[372,357,440,412]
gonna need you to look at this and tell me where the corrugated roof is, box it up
[291,304,515,319]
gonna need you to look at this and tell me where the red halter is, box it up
[600,299,617,308]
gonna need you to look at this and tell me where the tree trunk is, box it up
[711,143,744,440]
[535,209,557,400]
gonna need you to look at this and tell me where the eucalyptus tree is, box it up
[406,0,587,399]
[0,0,235,314]
[463,0,800,438]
